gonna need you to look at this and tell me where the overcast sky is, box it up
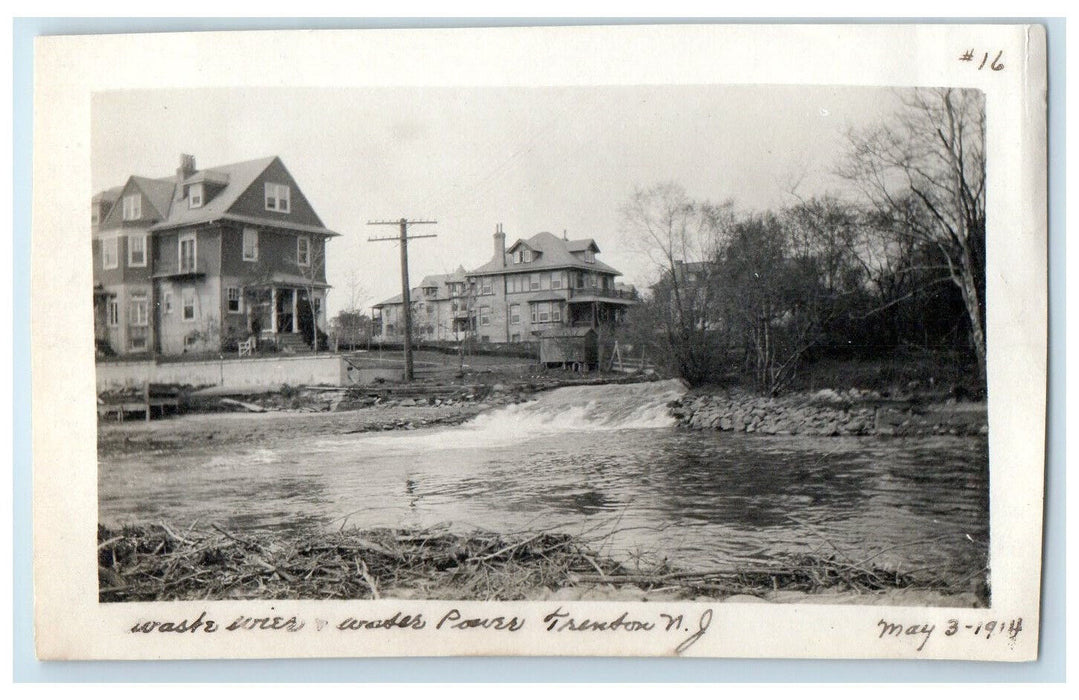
[92,85,901,317]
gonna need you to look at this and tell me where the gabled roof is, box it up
[470,231,621,277]
[149,156,275,231]
[372,291,407,308]
[122,156,341,236]
[97,155,341,237]
[505,238,535,254]
[565,238,600,253]
[92,186,124,206]
[130,176,178,221]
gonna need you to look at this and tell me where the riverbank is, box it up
[98,524,986,607]
[97,375,649,457]
[97,401,503,458]
[671,388,987,437]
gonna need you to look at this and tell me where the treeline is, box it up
[620,88,986,396]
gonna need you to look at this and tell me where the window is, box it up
[102,237,119,269]
[122,194,141,221]
[551,272,563,289]
[189,183,204,208]
[584,249,595,263]
[512,250,521,264]
[531,302,560,324]
[265,182,291,212]
[107,300,119,326]
[227,287,242,313]
[179,234,196,273]
[481,278,493,295]
[511,333,521,342]
[129,335,147,351]
[242,228,259,261]
[182,289,196,321]
[297,236,310,266]
[128,234,146,267]
[575,271,585,289]
[529,273,540,291]
[509,304,520,325]
[479,305,491,326]
[522,249,532,263]
[163,292,173,314]
[129,293,149,327]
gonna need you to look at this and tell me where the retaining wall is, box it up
[96,354,348,391]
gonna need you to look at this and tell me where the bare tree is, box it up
[840,87,987,381]
[288,235,330,355]
[621,182,733,385]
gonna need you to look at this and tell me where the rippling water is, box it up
[99,380,989,583]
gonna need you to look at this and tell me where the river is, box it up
[99,380,989,584]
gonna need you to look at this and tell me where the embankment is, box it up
[671,388,987,437]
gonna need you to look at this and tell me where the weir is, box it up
[466,379,688,435]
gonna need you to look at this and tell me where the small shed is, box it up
[538,327,598,369]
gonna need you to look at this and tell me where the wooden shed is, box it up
[538,327,598,369]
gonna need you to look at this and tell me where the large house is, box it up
[92,154,339,357]
[373,225,636,344]
[372,267,471,342]
[469,226,636,342]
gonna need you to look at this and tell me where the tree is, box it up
[288,235,330,354]
[621,182,733,385]
[840,88,987,381]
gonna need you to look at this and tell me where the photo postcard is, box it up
[31,23,1047,661]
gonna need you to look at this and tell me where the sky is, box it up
[92,85,902,318]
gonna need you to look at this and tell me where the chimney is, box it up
[563,229,568,241]
[176,154,196,187]
[494,223,506,267]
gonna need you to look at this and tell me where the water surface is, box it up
[99,381,989,582]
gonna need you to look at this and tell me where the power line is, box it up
[367,218,437,382]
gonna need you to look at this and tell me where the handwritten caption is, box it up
[125,609,1028,655]
[877,616,1024,652]
[959,49,1005,71]
[128,606,715,655]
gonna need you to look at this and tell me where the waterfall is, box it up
[319,379,689,454]
[466,379,688,435]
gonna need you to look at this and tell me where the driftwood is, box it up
[218,398,266,413]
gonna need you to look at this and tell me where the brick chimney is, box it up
[176,154,196,187]
[494,223,506,267]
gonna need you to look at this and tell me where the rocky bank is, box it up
[671,387,987,437]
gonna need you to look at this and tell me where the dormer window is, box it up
[265,183,291,213]
[522,249,533,263]
[122,194,141,221]
[512,250,521,264]
[584,249,595,263]
[189,183,204,208]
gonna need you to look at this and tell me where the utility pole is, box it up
[367,218,437,382]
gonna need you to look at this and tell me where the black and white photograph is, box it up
[91,83,992,608]
[30,24,1047,661]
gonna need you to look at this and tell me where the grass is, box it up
[98,523,988,605]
